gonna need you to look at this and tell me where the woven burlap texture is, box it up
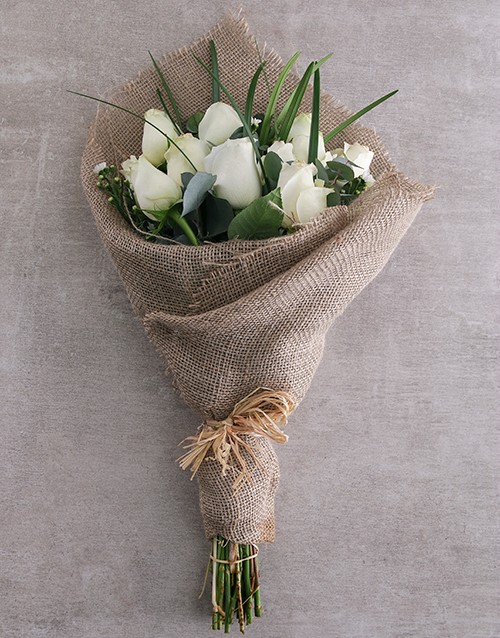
[81,12,435,545]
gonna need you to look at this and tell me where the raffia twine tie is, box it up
[178,388,296,490]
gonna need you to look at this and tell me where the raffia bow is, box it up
[178,388,296,490]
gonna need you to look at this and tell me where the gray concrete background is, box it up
[1,1,499,636]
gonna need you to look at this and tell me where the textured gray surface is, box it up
[1,1,499,636]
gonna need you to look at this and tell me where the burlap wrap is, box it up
[81,12,435,545]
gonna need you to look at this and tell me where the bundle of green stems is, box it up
[210,536,262,634]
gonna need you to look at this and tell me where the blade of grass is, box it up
[155,88,181,136]
[278,52,333,143]
[210,40,220,103]
[324,89,399,144]
[259,51,301,147]
[255,41,272,97]
[192,54,268,183]
[67,90,197,172]
[272,86,298,134]
[307,67,321,164]
[244,63,265,125]
[148,51,183,134]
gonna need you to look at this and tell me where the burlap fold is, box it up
[81,12,435,544]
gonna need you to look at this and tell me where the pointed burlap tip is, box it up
[178,388,296,492]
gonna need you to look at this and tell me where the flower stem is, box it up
[166,209,199,246]
[236,557,245,634]
[212,537,218,628]
[209,536,262,633]
[242,544,253,625]
[253,555,262,617]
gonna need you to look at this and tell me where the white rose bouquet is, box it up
[79,41,394,251]
[75,14,434,634]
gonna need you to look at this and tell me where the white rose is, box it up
[142,109,179,166]
[203,137,262,210]
[330,142,374,179]
[130,155,182,219]
[198,102,242,147]
[165,133,211,185]
[287,113,326,163]
[120,155,140,184]
[278,161,333,227]
[295,186,335,224]
[278,161,316,225]
[267,141,295,163]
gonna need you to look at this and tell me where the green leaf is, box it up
[192,54,267,183]
[271,87,298,138]
[155,88,180,136]
[148,51,183,134]
[182,171,217,217]
[141,208,170,222]
[308,68,321,163]
[314,158,329,183]
[244,63,265,125]
[186,111,204,134]
[210,40,220,103]
[259,51,301,147]
[327,160,355,182]
[278,53,333,143]
[229,126,245,139]
[181,172,194,188]
[200,194,234,238]
[326,189,341,207]
[324,89,398,144]
[68,90,198,172]
[264,151,283,183]
[171,234,192,245]
[228,189,283,240]
[255,41,272,97]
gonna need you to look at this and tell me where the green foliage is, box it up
[277,53,332,144]
[200,194,234,239]
[258,52,301,147]
[228,189,283,240]
[326,160,355,183]
[210,537,262,633]
[210,40,220,103]
[186,111,204,135]
[324,89,398,144]
[308,68,321,164]
[149,51,183,134]
[79,40,394,249]
[181,172,216,217]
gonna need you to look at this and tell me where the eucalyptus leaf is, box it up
[327,161,355,183]
[182,172,217,217]
[228,189,283,240]
[181,172,194,188]
[314,158,329,183]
